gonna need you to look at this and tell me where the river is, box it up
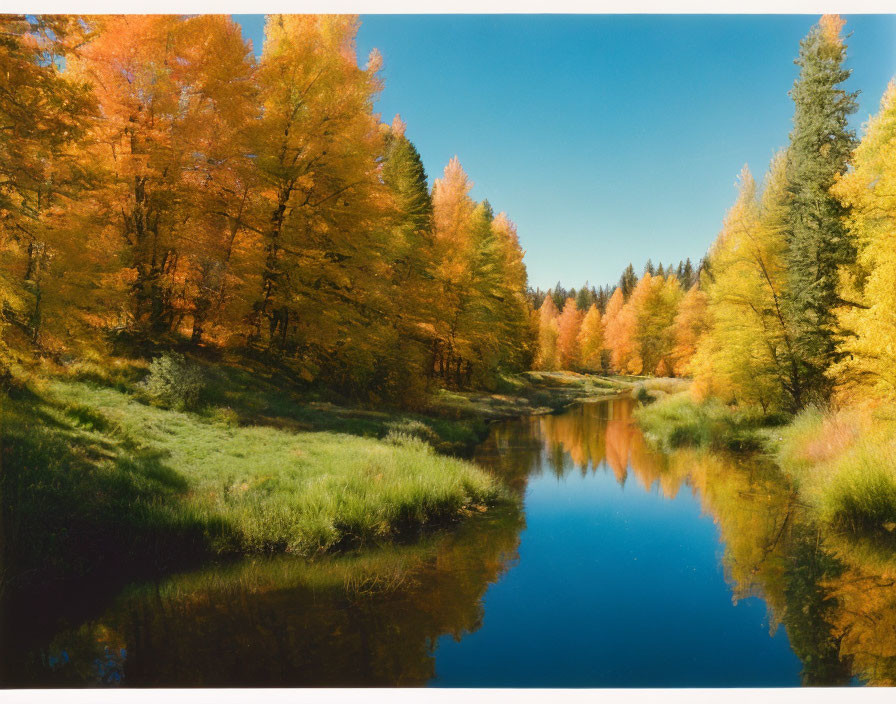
[5,396,894,687]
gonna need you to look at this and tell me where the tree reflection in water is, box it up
[13,506,524,687]
[508,396,895,686]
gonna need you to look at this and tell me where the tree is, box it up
[68,15,259,344]
[783,14,858,405]
[606,275,653,374]
[619,263,637,299]
[601,287,625,371]
[681,258,695,289]
[0,15,94,355]
[575,285,592,311]
[375,114,440,397]
[670,285,708,376]
[534,296,559,370]
[556,298,584,370]
[829,81,896,401]
[635,274,682,375]
[248,14,394,393]
[691,161,800,410]
[577,304,604,372]
[431,156,476,384]
[491,211,534,372]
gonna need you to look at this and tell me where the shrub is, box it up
[141,352,205,411]
[635,386,654,405]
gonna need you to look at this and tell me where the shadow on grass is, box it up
[0,384,232,658]
[188,359,489,455]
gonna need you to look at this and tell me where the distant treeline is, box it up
[527,258,700,314]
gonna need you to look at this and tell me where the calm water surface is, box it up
[5,397,893,686]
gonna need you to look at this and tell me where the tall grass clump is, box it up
[819,446,896,538]
[776,405,896,551]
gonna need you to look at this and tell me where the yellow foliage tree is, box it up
[670,285,709,376]
[830,81,896,402]
[635,274,682,375]
[601,287,625,372]
[534,296,559,370]
[691,160,799,411]
[577,304,604,372]
[556,297,584,370]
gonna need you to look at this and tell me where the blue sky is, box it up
[233,15,896,290]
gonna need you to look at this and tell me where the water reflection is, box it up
[477,397,894,686]
[7,507,523,687]
[6,396,896,686]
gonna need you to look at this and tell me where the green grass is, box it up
[819,448,896,537]
[635,392,785,453]
[1,370,508,594]
[774,405,896,559]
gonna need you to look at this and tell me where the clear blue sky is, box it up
[233,15,896,290]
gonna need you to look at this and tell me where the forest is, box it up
[0,14,532,403]
[2,13,896,666]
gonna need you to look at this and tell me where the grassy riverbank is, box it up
[1,355,627,596]
[634,388,896,559]
[0,357,514,595]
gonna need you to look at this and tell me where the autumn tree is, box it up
[247,14,398,394]
[691,161,801,410]
[491,211,534,372]
[577,304,604,372]
[534,296,560,371]
[670,285,708,376]
[176,15,260,346]
[829,81,896,401]
[635,274,682,376]
[783,14,858,404]
[0,15,94,355]
[601,287,625,372]
[430,156,476,383]
[66,15,259,345]
[605,274,658,374]
[556,298,583,370]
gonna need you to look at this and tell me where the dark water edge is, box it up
[4,397,894,687]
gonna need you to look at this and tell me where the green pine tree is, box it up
[783,15,858,404]
[619,264,637,299]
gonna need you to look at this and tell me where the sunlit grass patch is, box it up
[635,392,780,452]
[777,405,896,551]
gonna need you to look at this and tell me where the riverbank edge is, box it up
[633,388,896,562]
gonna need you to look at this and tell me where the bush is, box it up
[141,352,205,411]
[635,386,654,405]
